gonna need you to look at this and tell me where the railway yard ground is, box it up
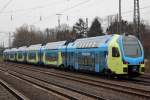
[145,59,150,73]
[0,61,150,100]
[0,80,18,100]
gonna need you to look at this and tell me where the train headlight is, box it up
[141,67,145,72]
[123,60,129,64]
[123,68,127,72]
[140,60,144,64]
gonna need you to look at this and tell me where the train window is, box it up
[10,53,15,58]
[123,36,142,57]
[68,52,74,61]
[18,53,23,59]
[112,47,120,57]
[29,52,36,60]
[46,52,58,61]
[78,52,94,66]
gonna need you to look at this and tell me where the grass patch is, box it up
[145,59,150,73]
[0,55,3,62]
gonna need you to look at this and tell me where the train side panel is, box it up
[74,48,107,73]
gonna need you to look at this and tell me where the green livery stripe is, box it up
[58,51,62,65]
[16,53,24,61]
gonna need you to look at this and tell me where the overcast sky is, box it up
[0,0,150,47]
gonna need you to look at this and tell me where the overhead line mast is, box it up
[56,13,63,29]
[119,0,122,34]
[134,0,141,40]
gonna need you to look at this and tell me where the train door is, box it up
[111,47,120,65]
[99,51,108,72]
[107,46,122,74]
[67,52,74,68]
[38,49,42,64]
[24,51,27,63]
[15,52,17,61]
[64,47,68,67]
[61,51,66,67]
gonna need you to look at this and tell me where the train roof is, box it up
[72,35,112,48]
[45,41,66,50]
[18,46,27,51]
[10,48,18,52]
[27,44,42,51]
[3,49,10,53]
[41,45,46,50]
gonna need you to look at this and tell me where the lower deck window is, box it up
[10,54,15,59]
[29,52,36,60]
[18,53,23,59]
[46,52,58,61]
[78,52,95,66]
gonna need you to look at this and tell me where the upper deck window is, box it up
[123,36,142,58]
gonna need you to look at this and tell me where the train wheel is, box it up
[59,64,65,69]
[69,65,74,71]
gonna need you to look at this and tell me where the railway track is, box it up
[140,74,150,80]
[127,73,150,86]
[0,78,28,100]
[120,77,150,86]
[134,78,150,85]
[143,73,150,77]
[1,62,150,100]
[0,65,107,100]
[8,62,150,86]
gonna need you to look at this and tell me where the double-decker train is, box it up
[3,34,145,77]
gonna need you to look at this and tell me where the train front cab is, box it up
[107,35,144,77]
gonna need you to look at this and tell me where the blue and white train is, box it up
[3,34,145,77]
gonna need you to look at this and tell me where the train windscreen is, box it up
[123,36,142,58]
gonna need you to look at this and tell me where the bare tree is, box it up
[12,24,44,47]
